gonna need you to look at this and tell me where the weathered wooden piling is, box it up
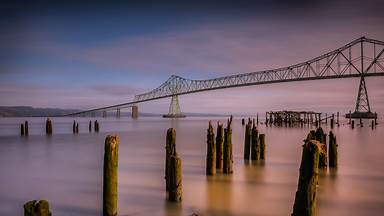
[73,121,76,133]
[360,118,363,127]
[216,122,224,170]
[257,113,259,125]
[371,120,374,129]
[336,112,339,126]
[328,131,338,168]
[89,121,92,132]
[244,123,251,160]
[206,121,216,175]
[259,134,266,160]
[351,120,355,129]
[76,123,79,133]
[168,155,182,202]
[95,120,100,132]
[166,128,176,191]
[291,140,320,216]
[251,125,259,160]
[103,135,119,216]
[25,121,29,136]
[330,114,334,129]
[24,200,51,216]
[21,124,25,136]
[241,118,245,125]
[223,118,233,174]
[45,119,52,135]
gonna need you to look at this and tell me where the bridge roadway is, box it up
[67,37,384,117]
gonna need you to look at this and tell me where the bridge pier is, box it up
[132,105,138,118]
[163,95,185,118]
[116,109,121,118]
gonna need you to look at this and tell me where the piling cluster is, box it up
[243,118,266,161]
[20,121,29,136]
[24,200,51,216]
[72,121,79,134]
[165,128,182,202]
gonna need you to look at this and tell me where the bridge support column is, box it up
[345,75,377,119]
[132,105,138,118]
[116,109,121,118]
[163,95,185,118]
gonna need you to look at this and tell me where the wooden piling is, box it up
[206,121,216,175]
[95,120,100,132]
[76,123,79,133]
[251,125,259,160]
[371,120,374,129]
[223,119,233,174]
[73,121,76,134]
[25,121,29,136]
[216,122,224,170]
[336,112,339,126]
[168,155,182,202]
[257,113,259,125]
[291,140,320,216]
[241,118,245,126]
[21,124,25,136]
[166,128,176,191]
[103,135,119,216]
[45,119,52,135]
[89,121,92,132]
[244,123,251,160]
[328,131,338,168]
[24,200,51,216]
[352,120,355,129]
[259,134,266,160]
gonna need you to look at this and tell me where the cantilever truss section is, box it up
[134,37,384,103]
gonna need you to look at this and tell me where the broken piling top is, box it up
[292,140,321,216]
[24,200,51,216]
[103,135,119,216]
[166,128,177,156]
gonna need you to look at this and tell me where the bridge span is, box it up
[66,37,384,118]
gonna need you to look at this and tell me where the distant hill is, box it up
[0,106,80,117]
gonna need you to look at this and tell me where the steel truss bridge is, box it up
[67,37,384,118]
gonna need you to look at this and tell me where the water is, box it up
[0,117,383,215]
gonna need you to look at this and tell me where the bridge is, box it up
[67,36,384,118]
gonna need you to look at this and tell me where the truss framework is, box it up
[67,37,384,116]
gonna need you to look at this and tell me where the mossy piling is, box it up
[103,135,119,216]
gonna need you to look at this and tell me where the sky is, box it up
[1,0,384,115]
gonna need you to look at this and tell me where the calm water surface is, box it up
[0,117,383,215]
